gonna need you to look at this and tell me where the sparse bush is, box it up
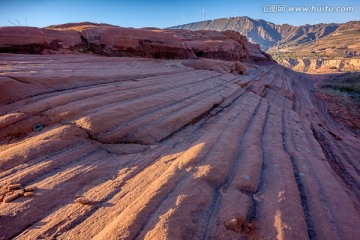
[319,73,360,105]
[289,53,297,59]
[333,84,360,94]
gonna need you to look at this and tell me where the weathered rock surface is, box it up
[163,29,272,62]
[0,24,271,62]
[182,58,248,75]
[0,26,83,54]
[0,53,359,240]
[79,26,196,58]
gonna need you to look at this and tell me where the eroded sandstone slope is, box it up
[0,23,359,240]
[0,53,359,240]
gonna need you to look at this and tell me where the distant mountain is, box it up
[169,16,341,51]
[170,17,360,72]
[269,21,360,54]
[269,21,360,72]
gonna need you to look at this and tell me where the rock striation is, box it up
[279,57,360,73]
[0,23,272,62]
[0,23,359,240]
[0,26,83,54]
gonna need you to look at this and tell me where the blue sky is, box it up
[0,0,359,28]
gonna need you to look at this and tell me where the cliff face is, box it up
[278,58,360,73]
[0,23,272,63]
[162,29,272,62]
[0,26,83,54]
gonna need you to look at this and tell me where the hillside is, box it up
[170,17,360,72]
[269,21,360,72]
[170,17,341,51]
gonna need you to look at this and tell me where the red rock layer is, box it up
[0,54,359,240]
[0,24,272,62]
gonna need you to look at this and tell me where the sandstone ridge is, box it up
[0,23,272,62]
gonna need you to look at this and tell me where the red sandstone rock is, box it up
[24,186,37,192]
[3,191,21,203]
[0,26,82,53]
[23,192,34,197]
[0,24,272,62]
[80,26,196,58]
[75,197,91,205]
[42,28,82,51]
[182,58,248,75]
[164,29,273,62]
[0,28,358,240]
[7,184,21,191]
[0,27,44,46]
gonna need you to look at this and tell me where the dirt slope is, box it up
[0,54,359,240]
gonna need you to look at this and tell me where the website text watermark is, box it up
[262,5,355,13]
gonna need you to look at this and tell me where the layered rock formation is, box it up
[271,21,360,72]
[279,57,360,73]
[0,23,272,62]
[0,24,359,240]
[162,29,271,62]
[0,26,83,54]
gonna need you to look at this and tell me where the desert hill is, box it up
[171,17,360,72]
[269,21,360,72]
[170,17,341,51]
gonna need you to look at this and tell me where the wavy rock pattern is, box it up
[0,54,359,240]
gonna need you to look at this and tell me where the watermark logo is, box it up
[262,4,286,13]
[262,5,355,13]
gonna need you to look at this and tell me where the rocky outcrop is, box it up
[0,24,272,62]
[79,26,196,58]
[182,58,248,75]
[0,54,359,240]
[278,57,360,73]
[0,26,195,59]
[0,26,83,53]
[163,29,273,62]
